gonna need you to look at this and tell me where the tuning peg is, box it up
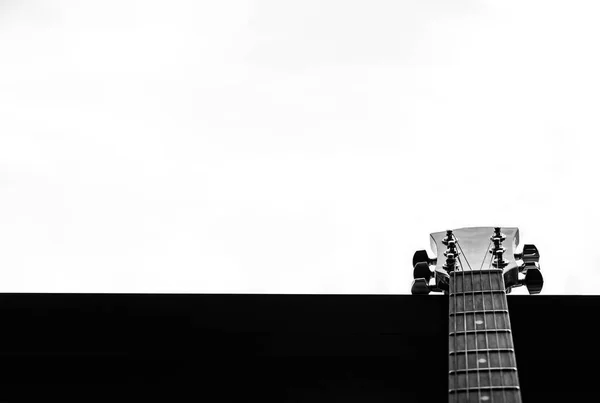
[411,278,431,295]
[412,250,437,268]
[413,262,433,282]
[521,262,543,294]
[435,270,449,292]
[503,266,519,289]
[515,244,540,264]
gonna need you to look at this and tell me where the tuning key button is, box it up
[435,269,450,292]
[515,244,540,263]
[503,266,519,289]
[413,250,436,268]
[523,264,544,294]
[520,261,540,274]
[411,278,431,295]
[413,262,433,282]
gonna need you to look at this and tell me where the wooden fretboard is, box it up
[448,269,521,403]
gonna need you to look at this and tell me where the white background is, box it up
[1,0,598,294]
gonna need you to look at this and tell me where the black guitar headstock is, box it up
[411,227,543,295]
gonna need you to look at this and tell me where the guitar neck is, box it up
[448,269,522,403]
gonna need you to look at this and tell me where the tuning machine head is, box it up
[512,244,543,294]
[411,248,447,295]
[411,278,431,295]
[413,261,432,282]
[412,250,437,269]
[411,258,435,294]
[520,262,544,294]
[515,244,540,263]
[411,227,543,296]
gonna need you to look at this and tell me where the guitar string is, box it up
[457,254,474,401]
[479,241,495,403]
[450,233,517,402]
[461,242,469,401]
[504,264,519,403]
[456,236,481,402]
[479,239,494,402]
[488,241,506,403]
[455,240,472,271]
[458,236,492,402]
[479,240,492,272]
[449,234,459,402]
[448,234,464,401]
[452,258,458,403]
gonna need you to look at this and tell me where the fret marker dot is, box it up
[478,358,486,364]
[475,320,484,325]
[481,396,490,401]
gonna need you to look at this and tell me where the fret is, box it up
[449,309,508,315]
[450,371,519,390]
[450,390,522,403]
[449,348,514,355]
[449,329,511,336]
[449,311,509,331]
[450,386,520,392]
[449,367,517,374]
[450,290,505,296]
[449,331,513,351]
[450,270,503,293]
[450,293,507,313]
[449,350,517,370]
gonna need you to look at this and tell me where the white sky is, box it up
[1,0,598,294]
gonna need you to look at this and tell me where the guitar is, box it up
[411,227,543,403]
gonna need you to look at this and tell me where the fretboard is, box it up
[448,269,521,403]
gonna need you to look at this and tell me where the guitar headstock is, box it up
[411,227,543,295]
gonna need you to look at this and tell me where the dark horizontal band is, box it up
[449,348,515,355]
[449,367,517,374]
[449,329,511,336]
[450,269,503,275]
[449,309,509,316]
[450,290,506,296]
[449,386,520,393]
